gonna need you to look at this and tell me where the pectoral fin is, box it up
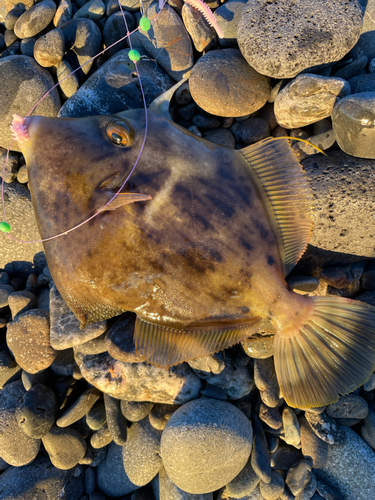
[102,193,152,211]
[134,316,261,367]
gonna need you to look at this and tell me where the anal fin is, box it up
[274,296,375,409]
[134,317,262,367]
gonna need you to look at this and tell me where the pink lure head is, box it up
[10,114,29,144]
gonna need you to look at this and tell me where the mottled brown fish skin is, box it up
[22,109,294,329]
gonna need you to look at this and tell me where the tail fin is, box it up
[274,296,375,409]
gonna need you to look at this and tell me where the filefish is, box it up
[11,81,375,409]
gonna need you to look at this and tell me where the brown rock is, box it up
[6,309,56,373]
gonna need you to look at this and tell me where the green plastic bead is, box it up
[0,222,11,233]
[139,17,151,31]
[128,49,141,62]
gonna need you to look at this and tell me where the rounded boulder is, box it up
[160,398,253,494]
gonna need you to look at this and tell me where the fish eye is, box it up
[106,121,134,147]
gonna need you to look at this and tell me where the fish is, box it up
[11,80,375,409]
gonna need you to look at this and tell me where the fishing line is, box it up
[1,0,169,243]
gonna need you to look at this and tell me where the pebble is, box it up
[362,270,375,291]
[202,128,236,148]
[20,36,36,56]
[282,407,301,447]
[188,352,225,375]
[259,403,282,430]
[76,350,201,404]
[192,357,254,400]
[42,425,86,469]
[315,480,341,500]
[106,0,143,16]
[54,0,72,28]
[16,383,58,439]
[0,55,60,153]
[121,400,154,422]
[286,460,312,496]
[215,0,246,48]
[221,458,260,498]
[270,442,303,470]
[332,92,375,158]
[50,285,107,349]
[156,466,214,500]
[8,290,36,319]
[86,398,106,430]
[0,347,21,389]
[59,18,101,81]
[0,455,85,499]
[14,0,57,39]
[85,466,95,495]
[296,473,317,500]
[360,408,375,448]
[259,470,285,500]
[148,403,181,431]
[74,332,107,355]
[56,59,80,98]
[300,416,328,469]
[104,312,143,363]
[4,29,18,48]
[97,441,141,497]
[33,28,65,67]
[91,424,113,449]
[326,394,369,419]
[190,49,270,117]
[286,275,320,292]
[103,11,135,58]
[103,393,128,445]
[123,417,162,486]
[230,117,270,146]
[364,371,375,391]
[6,309,56,373]
[356,291,375,307]
[132,4,193,81]
[161,398,253,494]
[73,0,105,21]
[304,411,345,445]
[0,381,40,466]
[302,151,375,259]
[56,386,101,427]
[182,3,216,52]
[251,413,272,483]
[274,74,350,129]
[319,267,353,289]
[315,427,375,500]
[348,73,375,93]
[58,48,174,117]
[237,0,363,78]
[4,4,27,30]
[192,113,221,130]
[254,357,280,408]
[0,284,15,307]
[333,55,368,80]
[242,333,274,359]
[21,369,49,391]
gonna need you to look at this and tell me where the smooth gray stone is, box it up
[161,398,253,494]
[326,394,369,419]
[251,413,271,483]
[0,55,60,153]
[14,0,57,38]
[42,425,86,469]
[59,48,174,118]
[131,4,193,81]
[103,11,135,58]
[0,455,85,499]
[332,92,375,158]
[104,393,128,445]
[56,386,101,427]
[97,441,141,497]
[0,347,21,389]
[222,458,260,498]
[86,398,106,430]
[123,417,162,486]
[286,460,312,496]
[216,0,247,48]
[300,416,328,469]
[154,467,214,500]
[274,73,349,129]
[50,285,107,349]
[121,400,154,422]
[360,409,375,448]
[315,427,375,500]
[182,3,216,53]
[16,383,58,438]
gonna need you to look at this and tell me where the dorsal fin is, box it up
[239,137,313,276]
[149,78,188,121]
